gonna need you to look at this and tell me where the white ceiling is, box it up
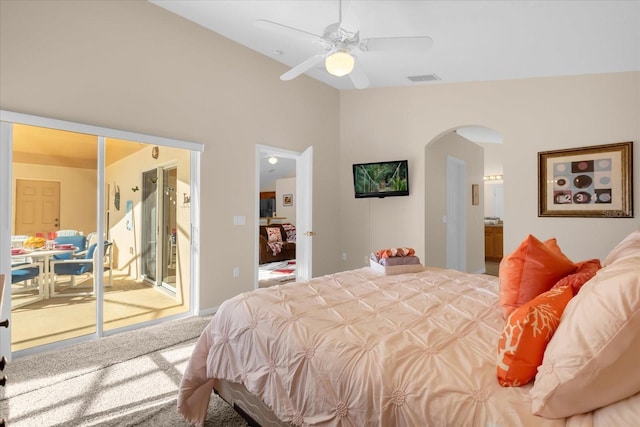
[151,0,640,90]
[259,155,297,191]
[150,0,638,181]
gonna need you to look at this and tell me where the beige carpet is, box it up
[0,315,247,426]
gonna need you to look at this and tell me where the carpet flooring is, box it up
[0,315,247,426]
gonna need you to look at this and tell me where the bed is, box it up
[178,231,640,426]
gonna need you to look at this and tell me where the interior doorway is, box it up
[424,127,489,273]
[255,145,313,288]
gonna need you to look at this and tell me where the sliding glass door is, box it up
[104,145,190,331]
[1,111,201,358]
[141,165,178,293]
[10,124,98,351]
[141,168,158,284]
[161,167,178,293]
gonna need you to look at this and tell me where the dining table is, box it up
[11,247,77,300]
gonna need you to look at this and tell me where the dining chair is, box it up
[85,232,98,250]
[11,235,29,248]
[56,230,82,237]
[53,235,87,259]
[11,262,44,309]
[11,235,31,263]
[83,232,112,270]
[78,232,98,258]
[50,241,113,297]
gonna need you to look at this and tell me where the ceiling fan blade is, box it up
[364,36,434,53]
[280,54,327,81]
[255,19,324,45]
[339,0,369,34]
[349,59,370,89]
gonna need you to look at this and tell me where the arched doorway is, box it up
[424,126,503,274]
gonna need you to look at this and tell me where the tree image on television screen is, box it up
[355,162,408,193]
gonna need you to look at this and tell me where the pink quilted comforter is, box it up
[177,267,625,426]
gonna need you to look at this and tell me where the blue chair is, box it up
[53,235,87,260]
[56,229,82,237]
[50,241,112,297]
[11,262,44,309]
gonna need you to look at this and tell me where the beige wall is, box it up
[339,72,640,269]
[2,2,639,312]
[275,177,296,225]
[0,0,341,310]
[12,163,97,236]
[479,142,504,177]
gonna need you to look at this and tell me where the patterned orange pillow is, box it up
[499,235,576,318]
[497,285,574,387]
[552,259,601,295]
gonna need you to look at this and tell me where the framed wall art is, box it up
[283,193,293,206]
[538,141,633,218]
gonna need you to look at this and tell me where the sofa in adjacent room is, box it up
[259,223,296,264]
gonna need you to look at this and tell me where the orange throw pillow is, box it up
[497,285,574,387]
[552,258,602,295]
[499,235,576,318]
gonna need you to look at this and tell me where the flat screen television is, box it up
[352,160,409,198]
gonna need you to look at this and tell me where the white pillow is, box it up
[530,253,640,418]
[604,230,640,267]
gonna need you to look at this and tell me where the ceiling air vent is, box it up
[407,74,441,83]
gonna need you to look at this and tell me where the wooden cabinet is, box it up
[484,225,503,262]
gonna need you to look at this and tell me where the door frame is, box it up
[0,110,203,360]
[255,144,313,288]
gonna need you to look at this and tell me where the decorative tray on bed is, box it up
[369,258,424,275]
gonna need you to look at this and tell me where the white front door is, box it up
[15,179,61,236]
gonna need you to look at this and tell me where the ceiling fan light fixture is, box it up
[325,51,354,77]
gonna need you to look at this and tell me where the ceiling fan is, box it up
[255,0,433,89]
